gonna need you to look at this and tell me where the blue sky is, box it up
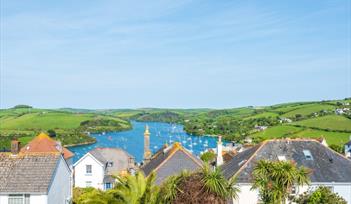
[1,0,350,109]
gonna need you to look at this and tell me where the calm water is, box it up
[69,121,223,163]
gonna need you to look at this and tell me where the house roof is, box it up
[0,153,61,194]
[20,133,74,160]
[88,148,135,175]
[221,139,351,183]
[140,142,203,185]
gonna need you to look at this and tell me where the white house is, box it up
[221,139,351,204]
[335,108,345,115]
[0,144,72,204]
[73,148,136,190]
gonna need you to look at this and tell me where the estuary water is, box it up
[69,121,222,163]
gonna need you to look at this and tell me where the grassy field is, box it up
[0,112,93,130]
[292,115,351,132]
[244,112,279,120]
[250,125,350,145]
[251,125,303,139]
[281,104,335,118]
[289,129,350,145]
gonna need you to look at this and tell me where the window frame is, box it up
[86,164,92,174]
[8,194,30,204]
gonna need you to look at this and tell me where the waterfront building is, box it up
[0,143,72,204]
[221,139,351,204]
[73,147,136,190]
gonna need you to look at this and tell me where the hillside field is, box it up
[292,115,351,132]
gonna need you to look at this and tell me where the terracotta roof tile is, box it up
[20,133,74,160]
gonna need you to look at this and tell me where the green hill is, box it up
[0,108,131,149]
[1,97,350,149]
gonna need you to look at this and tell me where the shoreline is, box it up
[64,140,96,148]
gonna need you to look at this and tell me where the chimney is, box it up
[216,135,224,166]
[143,125,151,162]
[11,139,20,155]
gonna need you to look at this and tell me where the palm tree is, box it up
[108,171,158,204]
[251,160,310,204]
[158,165,239,204]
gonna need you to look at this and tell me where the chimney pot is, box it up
[11,139,20,155]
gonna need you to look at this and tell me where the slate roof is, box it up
[221,139,351,183]
[0,153,61,193]
[141,142,203,185]
[88,148,135,175]
[20,133,74,160]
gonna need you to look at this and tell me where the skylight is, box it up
[303,150,313,160]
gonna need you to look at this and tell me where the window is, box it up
[303,150,313,160]
[105,183,112,190]
[8,194,30,204]
[86,165,92,174]
[86,181,92,187]
[107,162,113,167]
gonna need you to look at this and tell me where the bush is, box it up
[200,151,216,163]
[13,104,32,109]
[294,186,347,204]
[329,144,344,154]
[47,129,57,137]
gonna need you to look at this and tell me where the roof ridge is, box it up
[147,142,202,176]
[232,140,267,178]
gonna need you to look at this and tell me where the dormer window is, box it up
[303,150,313,160]
[107,162,113,167]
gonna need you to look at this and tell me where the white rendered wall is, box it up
[48,156,72,204]
[74,154,104,190]
[30,195,48,204]
[232,184,259,204]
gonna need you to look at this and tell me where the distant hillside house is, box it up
[141,142,203,185]
[0,151,72,204]
[20,133,75,168]
[335,108,345,115]
[221,139,351,204]
[73,148,136,190]
[254,125,267,131]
